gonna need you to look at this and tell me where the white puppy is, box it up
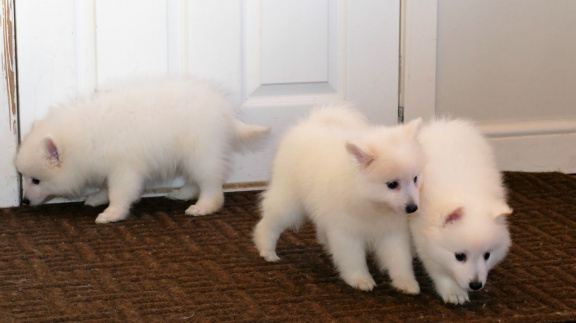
[254,105,424,293]
[15,78,269,224]
[410,119,512,304]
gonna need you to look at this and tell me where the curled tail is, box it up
[233,120,270,152]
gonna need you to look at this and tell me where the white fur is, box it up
[254,105,425,293]
[410,119,512,305]
[15,78,269,224]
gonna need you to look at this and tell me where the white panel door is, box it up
[404,0,576,173]
[13,0,400,203]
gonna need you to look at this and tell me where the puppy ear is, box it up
[443,207,463,226]
[493,202,513,224]
[346,141,374,167]
[403,118,423,139]
[43,135,61,164]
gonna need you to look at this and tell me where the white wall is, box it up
[404,0,576,172]
[436,0,576,123]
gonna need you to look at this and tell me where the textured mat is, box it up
[0,172,574,322]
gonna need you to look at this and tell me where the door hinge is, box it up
[398,106,404,124]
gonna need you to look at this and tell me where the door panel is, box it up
[261,0,328,84]
[96,1,169,84]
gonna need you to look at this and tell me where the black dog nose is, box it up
[405,204,418,214]
[469,281,483,291]
[22,198,30,205]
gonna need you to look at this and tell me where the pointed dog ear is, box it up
[43,135,61,166]
[493,202,513,224]
[346,141,374,167]
[403,118,423,139]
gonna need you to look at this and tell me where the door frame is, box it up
[0,0,19,207]
[402,0,437,122]
[402,0,576,173]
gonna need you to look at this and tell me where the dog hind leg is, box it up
[253,186,304,262]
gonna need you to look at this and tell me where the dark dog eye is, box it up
[455,253,467,262]
[386,181,399,189]
[32,178,40,185]
[484,252,490,260]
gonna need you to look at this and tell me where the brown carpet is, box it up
[0,172,574,322]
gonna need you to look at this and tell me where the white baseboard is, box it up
[481,119,576,172]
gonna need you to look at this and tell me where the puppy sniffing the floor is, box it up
[411,119,512,304]
[15,78,269,224]
[254,105,424,293]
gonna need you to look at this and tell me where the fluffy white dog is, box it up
[410,119,512,304]
[15,78,269,224]
[254,105,424,293]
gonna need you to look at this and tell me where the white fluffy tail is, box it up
[233,120,270,152]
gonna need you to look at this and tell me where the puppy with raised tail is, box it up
[411,118,512,304]
[254,105,424,293]
[15,78,269,224]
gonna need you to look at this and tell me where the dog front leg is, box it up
[434,275,470,305]
[85,188,109,207]
[325,228,375,291]
[374,232,420,294]
[185,179,224,216]
[95,170,144,224]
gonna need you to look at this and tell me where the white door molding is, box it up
[402,0,438,122]
[0,0,19,207]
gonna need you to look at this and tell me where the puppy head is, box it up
[15,133,66,205]
[427,202,512,292]
[346,118,425,214]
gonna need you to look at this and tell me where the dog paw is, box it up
[167,187,198,201]
[166,191,187,201]
[95,208,128,224]
[438,284,470,305]
[85,190,109,207]
[344,275,376,292]
[260,250,281,262]
[185,202,220,216]
[442,292,470,305]
[391,276,420,295]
